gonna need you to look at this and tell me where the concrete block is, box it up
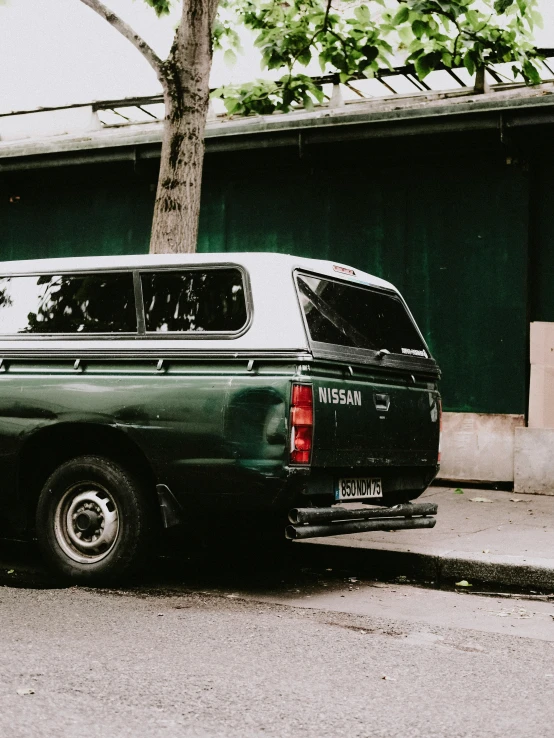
[528,364,554,428]
[530,321,554,366]
[514,427,554,495]
[438,412,524,483]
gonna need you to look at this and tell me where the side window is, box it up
[0,272,136,334]
[141,268,247,333]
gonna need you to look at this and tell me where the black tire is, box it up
[36,455,155,584]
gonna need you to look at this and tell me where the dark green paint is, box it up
[0,165,152,260]
[310,366,440,468]
[530,152,554,324]
[0,357,439,535]
[0,146,540,415]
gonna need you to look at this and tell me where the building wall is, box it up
[199,147,530,415]
[530,151,554,324]
[0,140,535,420]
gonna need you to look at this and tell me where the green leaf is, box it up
[411,19,428,39]
[393,5,410,25]
[398,25,413,45]
[531,10,544,29]
[354,5,371,25]
[454,488,464,494]
[455,580,472,587]
[318,52,327,73]
[362,45,379,65]
[302,93,314,112]
[311,85,325,104]
[414,53,436,79]
[143,0,172,17]
[297,48,312,66]
[223,98,240,114]
[465,9,480,29]
[378,39,393,54]
[464,53,476,77]
[224,49,237,67]
[523,59,541,85]
[494,0,514,11]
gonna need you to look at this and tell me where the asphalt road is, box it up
[1,542,554,738]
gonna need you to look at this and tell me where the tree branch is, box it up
[323,0,333,30]
[287,0,334,75]
[78,0,166,82]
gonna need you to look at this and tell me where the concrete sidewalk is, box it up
[301,486,554,590]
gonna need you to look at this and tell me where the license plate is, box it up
[335,477,383,501]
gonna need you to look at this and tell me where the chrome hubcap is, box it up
[54,484,119,564]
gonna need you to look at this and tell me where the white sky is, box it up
[0,0,553,114]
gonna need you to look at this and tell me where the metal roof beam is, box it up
[2,48,553,122]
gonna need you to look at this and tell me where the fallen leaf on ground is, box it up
[16,688,34,696]
[455,580,472,587]
[454,488,464,494]
[7,570,14,574]
[510,498,524,502]
[469,497,493,503]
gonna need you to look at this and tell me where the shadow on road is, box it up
[0,529,366,598]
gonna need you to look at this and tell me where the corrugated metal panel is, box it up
[198,151,529,415]
[530,152,554,324]
[0,165,152,260]
[0,146,530,416]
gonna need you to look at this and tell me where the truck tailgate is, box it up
[311,372,440,468]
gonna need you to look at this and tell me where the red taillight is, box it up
[291,383,313,464]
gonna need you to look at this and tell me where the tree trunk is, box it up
[150,0,219,254]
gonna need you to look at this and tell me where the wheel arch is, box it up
[19,422,159,534]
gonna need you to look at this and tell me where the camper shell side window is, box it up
[0,272,137,334]
[0,264,252,340]
[140,267,249,335]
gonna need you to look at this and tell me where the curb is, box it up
[299,540,554,591]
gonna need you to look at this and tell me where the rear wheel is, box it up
[36,455,155,584]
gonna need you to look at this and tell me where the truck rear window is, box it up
[297,274,428,357]
[141,268,247,333]
[0,273,136,334]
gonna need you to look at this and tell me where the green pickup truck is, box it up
[0,253,441,582]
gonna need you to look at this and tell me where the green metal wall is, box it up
[530,152,554,324]
[0,146,533,415]
[0,165,152,260]
[199,150,530,415]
